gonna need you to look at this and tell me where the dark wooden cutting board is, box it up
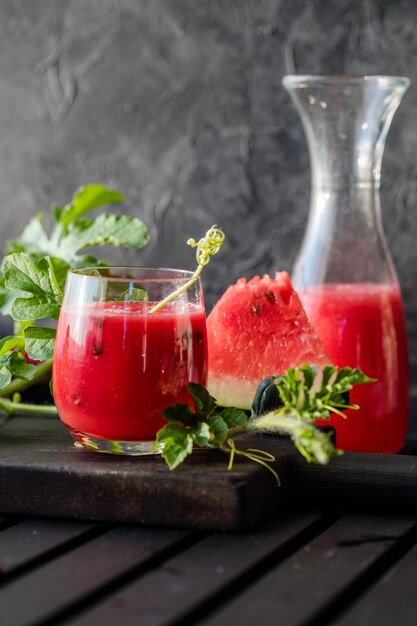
[0,416,290,531]
[1,415,417,531]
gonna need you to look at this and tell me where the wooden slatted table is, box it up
[1,509,416,626]
[1,416,417,625]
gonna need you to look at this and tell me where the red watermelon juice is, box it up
[53,301,207,443]
[300,283,409,453]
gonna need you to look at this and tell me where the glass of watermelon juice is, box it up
[53,267,207,455]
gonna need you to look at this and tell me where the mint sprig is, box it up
[271,364,374,421]
[157,366,374,481]
[157,383,248,469]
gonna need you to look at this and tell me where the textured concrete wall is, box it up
[0,0,417,399]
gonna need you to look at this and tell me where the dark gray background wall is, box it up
[1,0,417,403]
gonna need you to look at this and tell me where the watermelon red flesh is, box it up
[207,272,330,409]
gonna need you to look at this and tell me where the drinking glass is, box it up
[53,267,207,455]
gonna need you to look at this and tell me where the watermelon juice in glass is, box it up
[53,267,207,455]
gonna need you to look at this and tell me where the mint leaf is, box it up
[4,254,62,321]
[0,335,25,356]
[271,364,375,422]
[11,299,60,322]
[3,254,61,300]
[52,204,63,222]
[58,185,124,228]
[24,327,56,360]
[156,423,194,469]
[207,415,228,444]
[321,365,338,388]
[49,258,71,289]
[0,366,11,389]
[194,422,211,447]
[187,382,216,414]
[60,214,149,260]
[218,407,249,427]
[163,403,195,425]
[0,351,36,384]
[117,287,149,302]
[160,384,250,462]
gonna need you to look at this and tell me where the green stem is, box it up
[149,225,224,313]
[0,397,57,416]
[222,438,280,485]
[149,266,203,314]
[225,424,252,439]
[252,411,314,436]
[0,358,53,397]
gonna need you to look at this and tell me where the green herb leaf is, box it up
[24,327,56,360]
[163,403,196,426]
[0,335,25,356]
[58,185,125,228]
[156,423,194,469]
[117,287,149,302]
[0,366,11,389]
[218,407,249,427]
[3,254,62,321]
[59,213,149,261]
[187,382,217,414]
[207,415,228,444]
[159,383,250,468]
[49,258,71,289]
[272,364,375,422]
[194,422,211,447]
[0,352,36,388]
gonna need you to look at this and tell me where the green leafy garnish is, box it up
[3,254,62,321]
[156,383,248,469]
[157,365,374,482]
[24,327,57,361]
[149,225,225,313]
[0,184,149,417]
[0,351,37,388]
[117,287,149,302]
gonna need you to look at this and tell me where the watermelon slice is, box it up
[207,272,330,409]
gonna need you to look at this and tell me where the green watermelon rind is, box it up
[207,375,256,410]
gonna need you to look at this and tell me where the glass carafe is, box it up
[282,75,410,453]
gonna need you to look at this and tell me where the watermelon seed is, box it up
[92,345,103,356]
[265,290,276,302]
[195,331,204,344]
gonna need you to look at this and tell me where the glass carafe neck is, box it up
[283,75,410,287]
[283,75,410,190]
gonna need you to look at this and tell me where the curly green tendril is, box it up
[149,225,225,313]
[187,226,225,267]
